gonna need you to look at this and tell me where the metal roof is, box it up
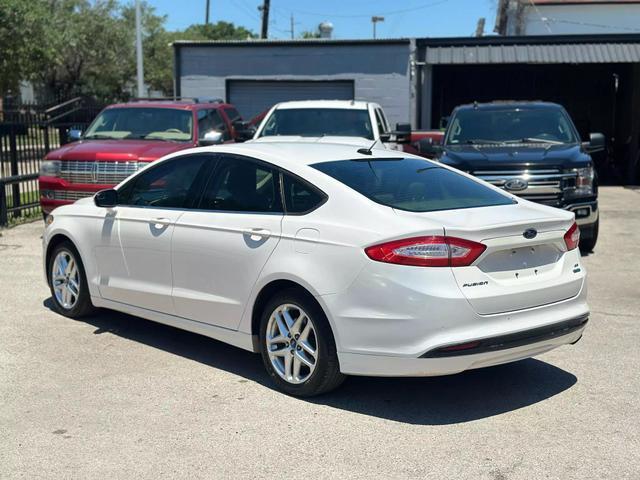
[425,42,640,64]
[172,38,411,48]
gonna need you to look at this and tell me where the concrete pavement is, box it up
[1,187,639,479]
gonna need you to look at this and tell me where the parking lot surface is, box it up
[1,187,639,480]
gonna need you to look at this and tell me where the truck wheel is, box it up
[579,218,599,254]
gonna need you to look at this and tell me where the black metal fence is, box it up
[0,98,103,226]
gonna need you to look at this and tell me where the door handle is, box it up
[150,217,172,227]
[243,228,271,239]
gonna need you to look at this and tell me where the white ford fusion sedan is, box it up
[43,142,588,396]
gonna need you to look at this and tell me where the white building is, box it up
[495,0,640,36]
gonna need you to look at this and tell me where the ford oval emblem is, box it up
[523,228,538,239]
[504,178,528,191]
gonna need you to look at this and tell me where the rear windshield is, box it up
[312,158,515,212]
[259,108,374,139]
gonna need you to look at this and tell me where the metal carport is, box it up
[417,34,640,184]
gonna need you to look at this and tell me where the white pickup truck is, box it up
[251,100,443,154]
[251,100,404,148]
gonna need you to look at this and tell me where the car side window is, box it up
[198,109,229,141]
[224,107,242,124]
[117,155,209,209]
[374,108,388,134]
[199,156,282,213]
[282,173,326,214]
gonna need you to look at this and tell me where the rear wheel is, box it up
[259,288,345,396]
[579,218,599,254]
[47,241,95,318]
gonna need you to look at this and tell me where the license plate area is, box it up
[478,244,562,276]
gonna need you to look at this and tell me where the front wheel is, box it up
[259,289,345,397]
[579,218,599,254]
[47,241,96,318]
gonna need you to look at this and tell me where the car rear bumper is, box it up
[338,321,586,377]
[323,249,589,377]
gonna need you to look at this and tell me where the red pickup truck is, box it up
[39,98,254,216]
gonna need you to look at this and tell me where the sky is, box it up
[149,0,499,39]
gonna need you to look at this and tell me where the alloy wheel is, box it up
[51,250,81,310]
[265,304,318,384]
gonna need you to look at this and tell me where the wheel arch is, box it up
[45,233,78,282]
[250,279,334,351]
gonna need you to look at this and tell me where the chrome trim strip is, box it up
[59,160,144,184]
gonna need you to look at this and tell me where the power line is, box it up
[533,16,640,33]
[527,0,552,34]
[231,0,262,23]
[281,0,450,19]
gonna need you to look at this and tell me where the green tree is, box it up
[122,2,172,96]
[0,0,49,96]
[180,21,256,41]
[301,30,321,39]
[37,0,133,101]
[1,1,257,102]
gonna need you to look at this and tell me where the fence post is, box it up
[43,123,50,153]
[59,127,68,146]
[9,125,20,217]
[0,179,7,226]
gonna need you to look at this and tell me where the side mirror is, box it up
[417,138,442,157]
[395,122,411,133]
[199,130,224,146]
[68,129,83,142]
[439,116,450,130]
[585,132,605,153]
[394,122,412,144]
[94,189,117,208]
[233,121,256,142]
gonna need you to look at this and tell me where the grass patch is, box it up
[2,189,42,227]
[6,189,40,205]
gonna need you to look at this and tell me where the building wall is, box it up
[177,43,415,127]
[521,4,640,35]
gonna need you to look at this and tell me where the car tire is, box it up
[579,218,599,254]
[47,241,96,318]
[259,288,345,397]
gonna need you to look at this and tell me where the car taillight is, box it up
[365,236,486,267]
[564,222,580,251]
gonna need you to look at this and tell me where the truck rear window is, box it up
[312,158,515,212]
[259,108,374,139]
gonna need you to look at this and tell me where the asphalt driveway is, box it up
[1,187,639,479]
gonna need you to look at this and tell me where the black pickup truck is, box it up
[419,101,604,252]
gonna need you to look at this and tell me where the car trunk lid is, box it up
[395,202,583,314]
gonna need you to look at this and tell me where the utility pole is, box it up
[371,16,384,39]
[259,0,271,39]
[135,0,144,97]
[475,17,486,37]
[205,0,210,24]
[290,14,294,39]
